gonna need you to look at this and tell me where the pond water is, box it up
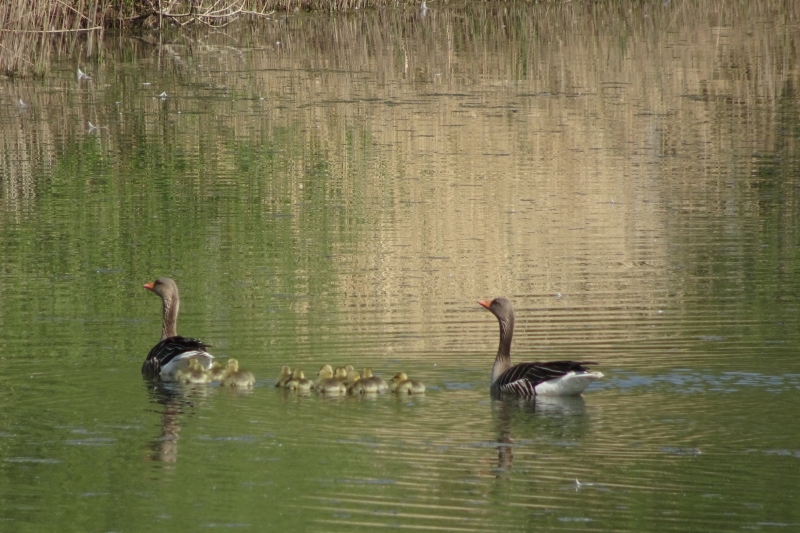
[1,2,800,531]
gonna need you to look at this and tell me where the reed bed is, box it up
[0,0,422,75]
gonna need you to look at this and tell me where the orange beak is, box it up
[478,300,491,310]
[143,281,155,291]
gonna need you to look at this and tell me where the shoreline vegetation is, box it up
[0,0,419,76]
[2,1,795,78]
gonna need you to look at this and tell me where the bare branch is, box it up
[0,27,103,34]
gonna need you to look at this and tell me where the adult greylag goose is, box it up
[479,298,603,397]
[142,277,214,380]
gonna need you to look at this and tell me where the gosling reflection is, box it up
[492,396,588,478]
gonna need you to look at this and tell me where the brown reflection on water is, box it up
[144,381,216,464]
[491,396,589,479]
[2,1,796,216]
[1,4,796,349]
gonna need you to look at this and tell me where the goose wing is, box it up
[495,361,598,396]
[142,336,211,378]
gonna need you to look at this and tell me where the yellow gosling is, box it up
[207,361,226,382]
[173,359,192,382]
[333,367,349,383]
[319,380,347,395]
[389,372,405,392]
[314,365,334,389]
[391,372,425,395]
[183,358,211,385]
[286,369,313,392]
[345,370,361,394]
[315,366,346,395]
[275,365,293,388]
[357,368,389,394]
[221,359,256,388]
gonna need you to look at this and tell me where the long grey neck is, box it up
[161,295,179,340]
[490,312,514,385]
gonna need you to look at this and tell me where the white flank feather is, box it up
[533,371,604,396]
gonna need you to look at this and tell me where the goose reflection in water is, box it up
[491,396,589,478]
[144,380,213,463]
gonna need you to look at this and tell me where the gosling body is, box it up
[275,365,293,388]
[315,365,346,395]
[345,370,361,394]
[221,358,256,388]
[391,372,425,394]
[207,361,226,382]
[353,368,388,394]
[182,358,211,384]
[286,369,313,392]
